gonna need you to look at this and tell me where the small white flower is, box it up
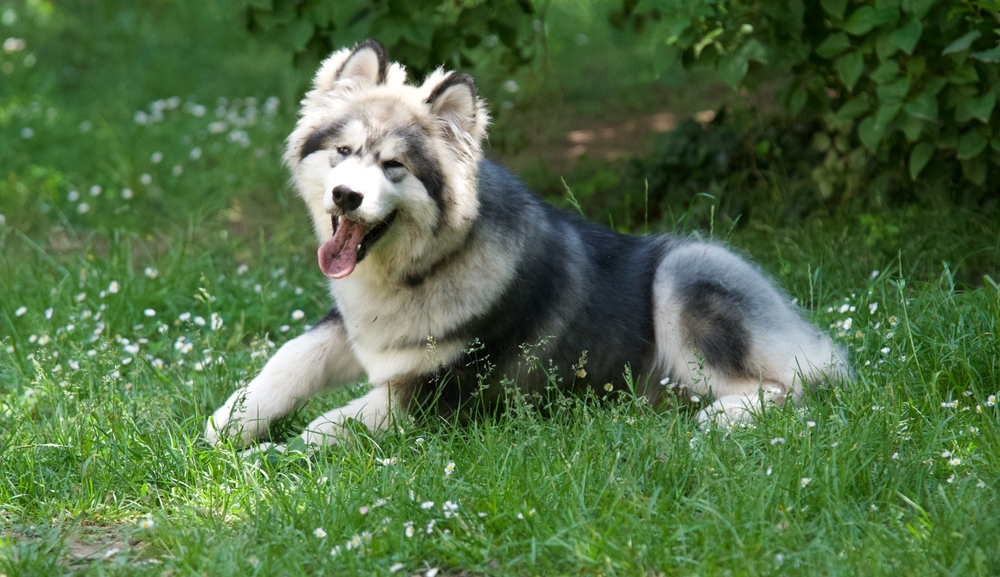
[389,562,405,573]
[291,310,305,320]
[67,190,80,202]
[839,303,850,314]
[194,316,206,326]
[420,501,434,510]
[870,269,880,279]
[280,324,290,333]
[121,188,134,200]
[143,308,156,317]
[108,281,120,294]
[947,474,956,484]
[172,164,183,176]
[189,147,202,160]
[330,545,341,557]
[138,516,154,529]
[889,316,898,327]
[15,306,26,317]
[771,437,785,445]
[211,312,223,330]
[89,184,102,196]
[76,292,86,302]
[800,477,812,488]
[237,263,249,275]
[941,450,952,458]
[150,151,163,164]
[77,202,90,214]
[806,421,816,428]
[444,461,455,476]
[603,383,613,392]
[987,395,997,407]
[144,267,158,279]
[948,457,961,466]
[313,527,327,538]
[842,317,853,330]
[978,480,987,488]
[404,522,414,538]
[140,173,152,185]
[869,302,878,315]
[575,368,587,378]
[426,569,439,577]
[178,312,191,322]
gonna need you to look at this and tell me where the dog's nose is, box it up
[332,185,364,212]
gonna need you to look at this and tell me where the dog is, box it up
[205,39,848,449]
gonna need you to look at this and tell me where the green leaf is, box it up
[961,157,987,185]
[859,115,887,151]
[971,46,1000,63]
[875,33,901,61]
[871,60,900,84]
[246,0,272,10]
[816,32,851,58]
[904,90,939,121]
[790,88,808,114]
[906,55,926,78]
[959,91,997,123]
[925,76,948,95]
[941,30,982,55]
[876,102,901,127]
[899,115,924,142]
[908,142,934,179]
[844,6,899,36]
[877,77,911,105]
[903,0,937,19]
[957,130,988,160]
[947,63,979,85]
[837,96,870,119]
[287,19,314,51]
[889,18,923,54]
[821,0,848,19]
[717,39,768,87]
[992,134,1000,153]
[836,51,865,91]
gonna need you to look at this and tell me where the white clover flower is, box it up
[143,308,156,317]
[291,309,305,321]
[800,477,812,488]
[313,527,327,538]
[444,461,455,476]
[15,306,26,317]
[108,281,120,294]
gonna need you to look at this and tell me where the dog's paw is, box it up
[696,395,759,430]
[239,442,286,459]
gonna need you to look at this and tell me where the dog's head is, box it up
[285,39,490,281]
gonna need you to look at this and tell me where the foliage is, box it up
[618,0,1000,199]
[240,0,537,75]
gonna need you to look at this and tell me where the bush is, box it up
[240,0,536,76]
[619,0,1000,199]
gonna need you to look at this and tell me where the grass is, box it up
[3,1,1000,575]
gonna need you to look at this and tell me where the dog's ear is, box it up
[425,72,487,142]
[335,39,390,86]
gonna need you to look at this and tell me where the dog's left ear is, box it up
[425,72,487,142]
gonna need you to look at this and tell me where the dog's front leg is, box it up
[205,311,363,447]
[299,383,396,446]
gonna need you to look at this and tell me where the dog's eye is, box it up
[336,146,352,156]
[382,159,404,170]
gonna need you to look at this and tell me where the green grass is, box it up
[3,1,1000,575]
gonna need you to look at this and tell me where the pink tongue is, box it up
[318,218,367,279]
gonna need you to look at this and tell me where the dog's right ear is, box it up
[311,39,390,93]
[336,39,390,85]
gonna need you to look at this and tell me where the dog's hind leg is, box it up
[652,242,848,428]
[205,309,363,447]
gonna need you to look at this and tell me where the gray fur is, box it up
[205,40,849,448]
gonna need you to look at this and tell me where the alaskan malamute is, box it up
[205,39,848,448]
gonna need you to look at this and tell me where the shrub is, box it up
[619,0,1000,198]
[240,0,536,75]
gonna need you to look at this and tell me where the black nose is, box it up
[332,185,364,212]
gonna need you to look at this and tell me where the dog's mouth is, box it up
[318,211,397,279]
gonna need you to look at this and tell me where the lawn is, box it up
[2,2,1000,575]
